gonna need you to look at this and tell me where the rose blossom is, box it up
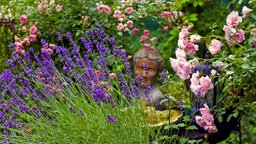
[117,23,124,31]
[125,7,134,14]
[140,35,148,43]
[22,38,30,46]
[226,11,242,27]
[132,28,139,34]
[29,34,37,42]
[185,42,198,55]
[242,6,253,18]
[55,5,62,12]
[143,30,150,36]
[29,26,37,34]
[109,73,116,79]
[179,28,189,40]
[175,48,186,59]
[170,58,191,80]
[20,15,27,23]
[126,20,133,27]
[104,6,111,14]
[234,29,245,43]
[190,34,201,43]
[22,26,27,31]
[150,37,157,42]
[208,39,221,55]
[97,4,104,12]
[113,10,121,18]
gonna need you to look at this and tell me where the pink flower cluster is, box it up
[190,72,213,97]
[223,11,247,46]
[178,27,199,55]
[159,10,184,20]
[37,0,62,14]
[195,104,218,133]
[170,49,192,80]
[97,4,111,14]
[112,6,135,31]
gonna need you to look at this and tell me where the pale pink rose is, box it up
[178,39,187,50]
[151,37,157,42]
[216,61,224,67]
[29,34,37,42]
[104,6,111,14]
[175,48,186,59]
[29,26,37,34]
[223,25,232,40]
[202,113,214,127]
[190,34,201,43]
[109,73,116,79]
[83,16,89,22]
[49,44,55,49]
[179,11,184,17]
[22,26,27,32]
[14,35,21,42]
[55,5,62,12]
[20,15,27,23]
[127,55,133,60]
[140,35,148,43]
[132,28,139,34]
[125,7,134,14]
[113,10,121,18]
[126,20,133,27]
[190,74,199,85]
[117,23,124,31]
[37,4,43,12]
[46,48,53,55]
[163,26,169,31]
[185,42,198,55]
[195,116,207,127]
[210,69,217,76]
[242,6,253,18]
[15,42,23,49]
[226,11,242,27]
[200,103,210,115]
[144,44,151,50]
[190,84,202,97]
[97,4,104,12]
[199,76,213,90]
[22,38,30,46]
[208,39,221,55]
[189,58,200,68]
[179,28,189,40]
[234,29,245,43]
[143,30,150,36]
[170,58,191,80]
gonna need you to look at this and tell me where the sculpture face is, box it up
[134,58,158,88]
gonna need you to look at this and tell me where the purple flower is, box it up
[10,43,15,49]
[7,59,15,68]
[178,99,184,109]
[106,114,118,124]
[69,106,76,113]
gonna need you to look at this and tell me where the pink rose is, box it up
[109,73,116,79]
[143,30,150,36]
[117,23,124,31]
[208,39,221,55]
[104,6,111,14]
[22,26,27,32]
[179,28,189,40]
[178,39,187,50]
[20,15,27,23]
[170,58,191,80]
[226,11,242,27]
[132,28,139,34]
[95,70,102,76]
[113,10,121,18]
[242,6,253,18]
[83,16,89,22]
[185,42,198,55]
[126,20,133,28]
[140,35,148,43]
[252,41,256,47]
[22,38,30,46]
[150,37,157,42]
[163,26,169,31]
[144,44,151,50]
[175,48,186,59]
[55,5,62,12]
[14,36,21,42]
[29,26,37,34]
[234,29,245,43]
[97,4,104,12]
[200,103,210,115]
[15,42,23,49]
[179,11,184,17]
[125,7,134,14]
[199,76,213,91]
[29,34,37,42]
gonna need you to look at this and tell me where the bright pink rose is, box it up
[125,7,134,14]
[150,37,157,42]
[15,42,23,49]
[208,39,221,55]
[113,10,121,18]
[185,42,198,55]
[55,5,62,12]
[95,70,102,76]
[132,28,139,34]
[126,20,133,27]
[117,23,124,31]
[234,29,245,43]
[29,26,37,34]
[242,6,253,18]
[140,35,148,43]
[226,11,242,27]
[252,41,256,47]
[29,34,37,42]
[143,30,150,36]
[20,15,27,23]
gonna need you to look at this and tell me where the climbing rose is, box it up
[226,11,242,27]
[117,23,124,31]
[113,10,121,18]
[20,15,27,23]
[126,20,133,27]
[185,42,198,55]
[125,7,134,14]
[242,6,253,18]
[29,26,37,34]
[233,29,245,43]
[132,28,139,34]
[55,5,62,12]
[143,30,150,36]
[208,39,221,55]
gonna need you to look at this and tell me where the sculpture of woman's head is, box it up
[133,47,163,88]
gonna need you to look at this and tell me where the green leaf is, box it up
[241,63,250,69]
[186,125,198,130]
[226,71,234,75]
